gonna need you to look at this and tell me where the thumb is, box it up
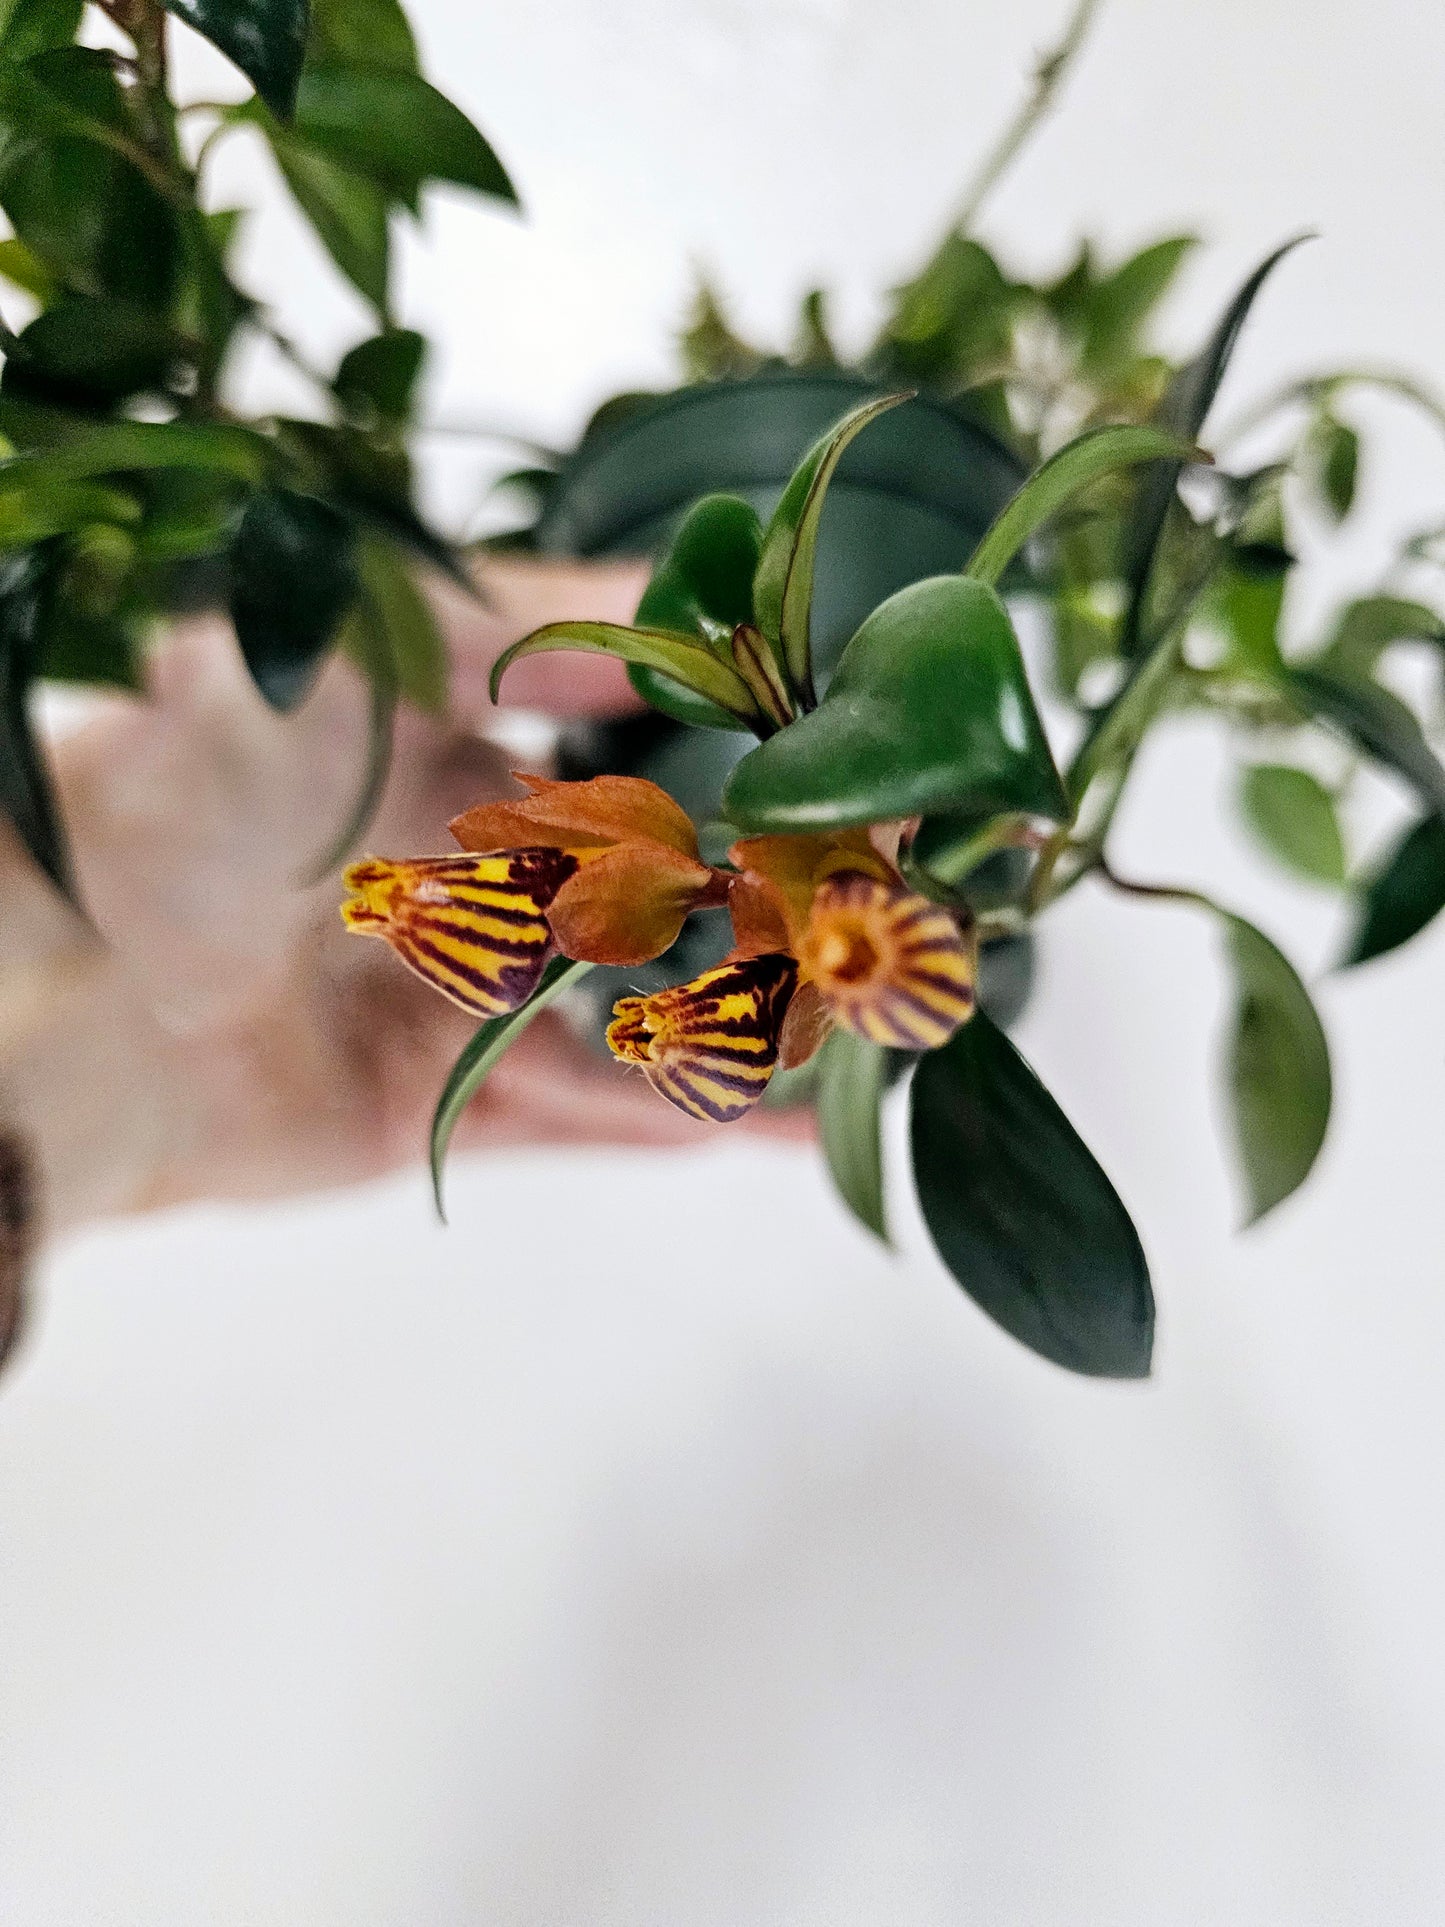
[434,554,653,723]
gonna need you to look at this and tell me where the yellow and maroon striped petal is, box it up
[606,953,798,1123]
[798,871,975,1051]
[341,849,576,1018]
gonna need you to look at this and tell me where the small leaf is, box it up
[333,327,425,423]
[723,575,1067,832]
[355,533,445,712]
[269,133,390,311]
[0,296,181,407]
[1316,595,1445,680]
[630,492,763,730]
[294,65,516,208]
[817,1029,888,1243]
[1080,234,1197,373]
[229,489,357,710]
[1313,415,1359,522]
[1290,664,1445,817]
[1223,915,1331,1223]
[163,0,310,118]
[0,407,269,483]
[307,0,416,70]
[910,1012,1154,1379]
[1343,815,1445,966]
[0,235,56,300]
[876,234,1012,389]
[752,390,911,697]
[965,422,1199,590]
[1,0,84,61]
[430,957,593,1218]
[1239,764,1346,885]
[491,618,759,721]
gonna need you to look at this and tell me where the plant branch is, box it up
[948,0,1102,237]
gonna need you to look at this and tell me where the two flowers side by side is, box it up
[340,773,978,1122]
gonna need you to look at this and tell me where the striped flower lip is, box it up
[607,954,798,1123]
[341,849,575,1018]
[796,871,976,1051]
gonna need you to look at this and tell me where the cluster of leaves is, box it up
[0,0,515,895]
[470,226,1445,1378]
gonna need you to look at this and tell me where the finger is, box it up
[432,555,653,723]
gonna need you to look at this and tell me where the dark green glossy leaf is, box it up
[723,576,1067,832]
[1239,764,1346,885]
[0,296,181,407]
[965,423,1197,589]
[752,390,910,695]
[1223,915,1331,1223]
[1343,815,1445,966]
[0,51,181,305]
[1,0,83,60]
[307,0,416,70]
[355,532,445,711]
[164,0,309,118]
[1121,235,1310,653]
[229,488,357,710]
[333,326,425,423]
[294,65,516,208]
[817,1029,888,1243]
[430,957,593,1219]
[275,418,463,581]
[492,618,758,720]
[910,1011,1153,1379]
[631,492,763,729]
[0,549,73,899]
[1290,664,1445,816]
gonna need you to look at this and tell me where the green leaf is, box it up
[1290,664,1445,817]
[0,296,181,407]
[1316,595,1445,681]
[1239,764,1346,885]
[817,1029,888,1243]
[1313,415,1359,522]
[163,0,310,118]
[723,575,1067,832]
[274,418,463,582]
[0,235,55,299]
[229,489,357,710]
[1343,815,1445,966]
[752,390,911,697]
[1121,235,1310,653]
[430,957,593,1219]
[1215,547,1286,678]
[877,234,1012,389]
[910,1012,1154,1379]
[333,326,425,424]
[269,134,389,311]
[354,532,445,711]
[631,492,762,729]
[0,549,73,900]
[294,65,516,209]
[0,469,139,547]
[491,618,759,721]
[0,405,269,482]
[1222,915,1331,1223]
[965,423,1199,590]
[1,0,84,61]
[307,0,416,70]
[1080,235,1196,373]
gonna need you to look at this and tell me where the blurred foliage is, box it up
[0,0,515,897]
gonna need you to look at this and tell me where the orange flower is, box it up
[450,772,724,967]
[607,954,798,1123]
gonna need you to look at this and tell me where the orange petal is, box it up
[777,979,833,1070]
[728,830,895,945]
[606,953,798,1123]
[451,771,699,860]
[341,850,574,1017]
[546,841,718,966]
[798,871,975,1051]
[727,872,792,958]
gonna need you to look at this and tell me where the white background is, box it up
[3,2,1445,1920]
